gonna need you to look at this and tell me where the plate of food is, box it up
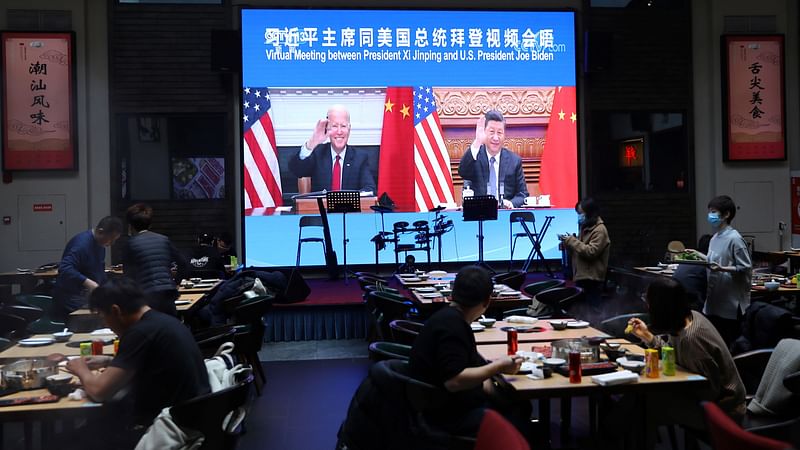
[415,287,437,293]
[566,320,590,329]
[673,252,710,265]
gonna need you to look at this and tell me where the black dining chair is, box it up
[193,325,238,358]
[533,286,584,319]
[169,374,254,450]
[389,319,424,346]
[492,270,527,291]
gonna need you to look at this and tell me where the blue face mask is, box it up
[707,212,722,227]
[577,213,586,225]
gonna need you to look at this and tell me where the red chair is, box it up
[474,409,530,450]
[703,402,791,450]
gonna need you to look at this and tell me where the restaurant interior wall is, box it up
[584,1,695,267]
[692,0,798,253]
[0,0,110,273]
[107,1,236,255]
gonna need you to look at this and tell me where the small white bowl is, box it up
[52,331,73,342]
[543,357,566,368]
[764,281,780,291]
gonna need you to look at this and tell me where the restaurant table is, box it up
[0,332,117,361]
[473,320,609,345]
[408,288,530,308]
[634,265,800,294]
[0,379,102,449]
[479,340,707,447]
[178,279,222,294]
[394,273,455,288]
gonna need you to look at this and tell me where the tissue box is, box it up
[591,370,640,386]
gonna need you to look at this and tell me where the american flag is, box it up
[242,87,282,214]
[413,86,454,211]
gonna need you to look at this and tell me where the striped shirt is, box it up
[649,311,746,419]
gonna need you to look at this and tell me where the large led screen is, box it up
[241,8,578,267]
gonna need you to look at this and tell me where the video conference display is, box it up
[241,8,578,267]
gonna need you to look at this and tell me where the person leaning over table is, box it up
[627,277,746,443]
[558,197,610,314]
[408,265,531,438]
[53,216,124,319]
[684,195,752,346]
[122,203,188,316]
[65,278,210,449]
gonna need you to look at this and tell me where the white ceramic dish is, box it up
[18,337,55,347]
[470,323,486,332]
[542,357,566,367]
[567,320,590,329]
[421,293,443,299]
[617,357,646,372]
[174,300,192,305]
[415,287,437,293]
[52,331,73,342]
[427,270,448,278]
[402,278,421,282]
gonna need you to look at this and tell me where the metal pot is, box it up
[2,359,59,390]
[551,338,601,363]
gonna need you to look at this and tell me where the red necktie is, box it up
[332,155,342,191]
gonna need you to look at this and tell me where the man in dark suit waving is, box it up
[458,110,528,208]
[288,105,376,193]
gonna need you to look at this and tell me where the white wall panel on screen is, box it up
[269,89,386,146]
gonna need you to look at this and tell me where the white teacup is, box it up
[524,196,537,206]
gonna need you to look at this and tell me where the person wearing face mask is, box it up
[684,195,752,346]
[458,110,528,208]
[559,197,610,315]
[288,105,376,193]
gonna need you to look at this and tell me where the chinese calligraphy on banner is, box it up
[1,32,76,170]
[722,35,785,161]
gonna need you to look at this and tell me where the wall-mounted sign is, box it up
[1,32,77,170]
[722,35,785,162]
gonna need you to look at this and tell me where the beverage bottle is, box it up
[662,346,676,376]
[91,339,104,356]
[506,328,518,355]
[645,348,660,378]
[568,350,582,383]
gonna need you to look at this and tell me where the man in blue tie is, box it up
[458,110,528,208]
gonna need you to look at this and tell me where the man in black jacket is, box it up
[122,203,187,316]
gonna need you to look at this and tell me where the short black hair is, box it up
[576,197,600,229]
[89,277,146,314]
[96,216,124,235]
[708,195,736,224]
[697,234,712,254]
[126,203,153,232]
[484,110,505,126]
[452,265,493,307]
[646,277,691,335]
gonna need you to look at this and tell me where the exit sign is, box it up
[33,203,53,212]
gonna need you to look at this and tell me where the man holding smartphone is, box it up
[289,105,376,193]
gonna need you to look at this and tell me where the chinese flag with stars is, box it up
[378,87,416,212]
[538,86,578,208]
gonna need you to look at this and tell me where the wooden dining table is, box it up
[0,332,118,361]
[473,320,609,345]
[177,279,222,294]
